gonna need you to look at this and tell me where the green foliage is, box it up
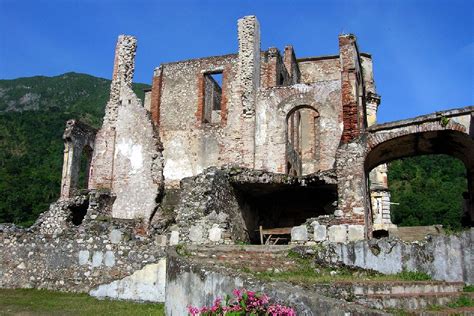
[463,285,474,292]
[0,73,149,226]
[0,288,164,315]
[388,155,467,230]
[447,295,474,308]
[392,270,431,281]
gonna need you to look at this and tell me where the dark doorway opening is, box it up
[372,230,389,239]
[233,182,337,244]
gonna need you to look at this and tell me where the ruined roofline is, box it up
[297,52,372,63]
[368,105,474,132]
[153,53,238,70]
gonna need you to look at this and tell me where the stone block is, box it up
[78,250,90,265]
[314,225,327,241]
[104,251,116,267]
[328,225,347,243]
[348,225,365,241]
[291,225,308,242]
[189,226,204,243]
[208,225,222,242]
[155,235,167,246]
[92,251,104,267]
[109,229,122,244]
[169,231,179,246]
[334,210,344,217]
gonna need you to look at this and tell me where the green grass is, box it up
[447,295,474,308]
[392,270,431,281]
[463,285,474,292]
[0,288,164,316]
[249,251,431,284]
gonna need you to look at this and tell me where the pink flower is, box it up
[186,306,199,316]
[232,288,241,298]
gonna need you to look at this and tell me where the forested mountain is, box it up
[0,73,467,229]
[0,73,149,225]
[388,155,467,230]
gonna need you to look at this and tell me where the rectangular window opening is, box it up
[203,72,223,124]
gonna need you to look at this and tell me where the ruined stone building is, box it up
[1,15,473,312]
[57,15,473,245]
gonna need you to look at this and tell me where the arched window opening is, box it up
[286,106,319,176]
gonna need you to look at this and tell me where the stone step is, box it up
[358,292,474,310]
[333,281,466,296]
[414,306,474,315]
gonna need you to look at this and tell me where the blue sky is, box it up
[0,0,472,122]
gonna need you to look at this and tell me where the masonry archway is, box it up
[365,129,474,230]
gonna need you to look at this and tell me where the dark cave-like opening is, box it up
[70,200,89,226]
[232,182,337,244]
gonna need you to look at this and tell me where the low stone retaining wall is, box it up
[313,229,473,284]
[165,247,387,316]
[0,222,167,302]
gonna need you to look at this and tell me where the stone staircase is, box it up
[185,245,472,314]
[188,245,296,272]
[318,281,471,311]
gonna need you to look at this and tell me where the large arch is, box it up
[335,108,474,237]
[365,124,474,231]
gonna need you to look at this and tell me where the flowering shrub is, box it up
[187,288,296,316]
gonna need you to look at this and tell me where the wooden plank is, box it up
[261,227,292,235]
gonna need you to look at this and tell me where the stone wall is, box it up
[0,217,167,301]
[255,82,342,174]
[171,166,350,245]
[313,229,473,284]
[156,54,237,188]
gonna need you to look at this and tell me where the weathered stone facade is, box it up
[27,15,474,243]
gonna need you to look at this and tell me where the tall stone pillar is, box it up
[88,35,164,221]
[223,15,261,168]
[339,34,364,143]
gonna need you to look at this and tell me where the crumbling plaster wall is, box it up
[315,229,473,284]
[158,55,238,188]
[89,35,164,221]
[255,81,342,173]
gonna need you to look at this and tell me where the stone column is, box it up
[223,16,261,168]
[60,142,74,199]
[60,119,96,199]
[335,141,368,229]
[339,34,362,143]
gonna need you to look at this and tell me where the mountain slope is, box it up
[0,72,149,126]
[0,73,149,225]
